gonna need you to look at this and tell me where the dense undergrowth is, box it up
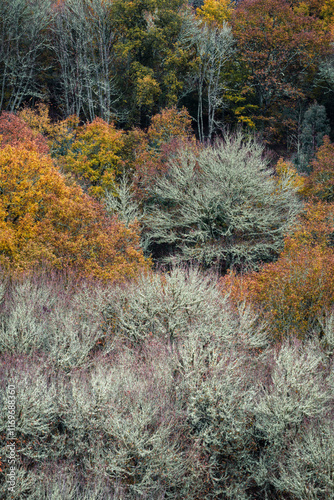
[0,267,333,499]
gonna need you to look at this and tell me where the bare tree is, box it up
[51,0,121,122]
[179,17,234,142]
[195,23,234,142]
[0,0,52,112]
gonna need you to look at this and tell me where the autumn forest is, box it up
[1,0,334,498]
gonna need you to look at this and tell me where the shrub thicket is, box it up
[0,268,333,499]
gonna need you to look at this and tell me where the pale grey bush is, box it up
[1,270,333,499]
[29,472,125,500]
[0,274,113,368]
[173,310,268,396]
[183,351,258,499]
[104,178,142,227]
[0,467,39,499]
[0,461,126,500]
[0,359,67,500]
[254,341,330,439]
[0,300,45,354]
[59,348,198,498]
[252,340,332,494]
[105,266,225,344]
[45,281,114,370]
[0,277,6,305]
[272,421,334,499]
[4,363,59,456]
[30,472,80,500]
[0,278,56,354]
[46,312,100,371]
[235,302,269,349]
[46,306,108,371]
[318,308,334,356]
[105,266,269,350]
[142,132,302,270]
[176,337,333,499]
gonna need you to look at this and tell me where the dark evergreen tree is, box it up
[296,102,330,173]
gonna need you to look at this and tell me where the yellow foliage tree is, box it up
[321,0,334,35]
[135,73,162,111]
[18,103,80,157]
[61,118,124,198]
[196,0,234,26]
[18,103,54,136]
[275,158,306,194]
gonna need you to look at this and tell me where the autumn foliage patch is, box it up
[0,117,149,281]
[222,200,334,340]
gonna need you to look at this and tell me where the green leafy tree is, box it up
[109,0,194,125]
[295,102,330,173]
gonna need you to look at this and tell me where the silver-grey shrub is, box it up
[182,349,258,499]
[0,277,57,354]
[104,266,269,349]
[56,347,200,498]
[104,266,227,345]
[271,420,334,499]
[0,274,113,370]
[45,281,114,371]
[142,132,301,270]
[1,270,333,499]
[251,340,333,497]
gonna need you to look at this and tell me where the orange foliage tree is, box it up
[230,0,331,141]
[130,106,195,198]
[0,143,149,281]
[147,106,193,149]
[302,135,334,202]
[223,201,334,339]
[0,112,49,154]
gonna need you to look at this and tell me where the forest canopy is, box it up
[1,1,334,499]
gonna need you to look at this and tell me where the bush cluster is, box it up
[0,268,333,499]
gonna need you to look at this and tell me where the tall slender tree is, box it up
[51,0,120,122]
[0,0,52,112]
[193,22,234,141]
